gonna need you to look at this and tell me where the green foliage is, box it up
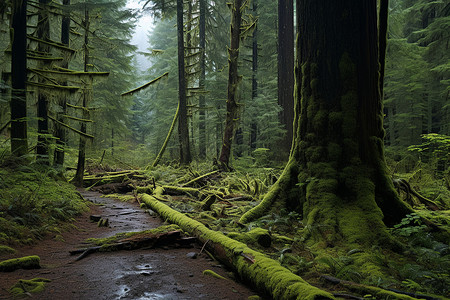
[391,213,427,237]
[408,133,450,174]
[0,161,88,245]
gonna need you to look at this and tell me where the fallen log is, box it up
[70,230,196,261]
[140,193,333,300]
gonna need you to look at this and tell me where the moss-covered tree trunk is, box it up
[198,0,206,159]
[74,8,90,187]
[218,0,242,170]
[249,0,258,152]
[10,0,28,157]
[240,0,411,247]
[177,0,191,165]
[54,0,70,167]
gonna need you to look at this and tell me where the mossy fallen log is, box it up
[0,255,41,272]
[140,193,334,300]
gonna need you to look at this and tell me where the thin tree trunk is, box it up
[177,0,192,165]
[249,0,258,152]
[74,8,90,187]
[378,0,388,100]
[218,0,242,170]
[277,0,294,158]
[54,0,70,167]
[36,0,51,164]
[198,0,206,158]
[10,0,28,157]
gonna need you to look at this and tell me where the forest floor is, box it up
[0,190,262,300]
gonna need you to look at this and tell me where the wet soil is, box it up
[0,191,262,299]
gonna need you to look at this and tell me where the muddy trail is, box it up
[0,191,262,299]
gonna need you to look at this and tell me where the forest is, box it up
[0,0,449,299]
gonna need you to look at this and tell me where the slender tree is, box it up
[177,0,191,164]
[198,0,206,158]
[218,0,242,170]
[54,0,71,167]
[36,0,51,164]
[10,0,28,156]
[240,0,411,247]
[277,0,294,157]
[249,0,258,152]
[74,7,91,186]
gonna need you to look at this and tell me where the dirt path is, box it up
[0,191,262,299]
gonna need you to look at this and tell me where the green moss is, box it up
[327,143,342,162]
[140,193,334,300]
[0,255,40,272]
[9,278,50,296]
[202,269,228,280]
[312,109,328,134]
[0,245,16,255]
[227,228,271,248]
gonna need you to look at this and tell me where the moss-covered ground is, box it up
[0,151,448,299]
[126,159,449,299]
[0,159,89,247]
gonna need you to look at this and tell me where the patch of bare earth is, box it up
[0,191,262,299]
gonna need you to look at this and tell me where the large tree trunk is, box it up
[177,0,191,165]
[240,0,411,247]
[277,0,294,158]
[10,0,28,157]
[54,0,71,167]
[218,0,242,170]
[36,0,51,164]
[198,0,206,159]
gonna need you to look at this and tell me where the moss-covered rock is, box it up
[0,255,40,272]
[9,278,50,296]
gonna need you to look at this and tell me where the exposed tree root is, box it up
[140,193,334,300]
[393,178,440,210]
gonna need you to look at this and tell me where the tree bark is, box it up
[10,0,28,156]
[36,0,51,164]
[198,0,206,159]
[218,0,242,170]
[277,0,294,158]
[54,0,71,167]
[378,0,388,100]
[74,7,90,187]
[240,0,412,247]
[177,0,192,165]
[249,0,258,152]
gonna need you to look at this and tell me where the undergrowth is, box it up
[0,156,88,246]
